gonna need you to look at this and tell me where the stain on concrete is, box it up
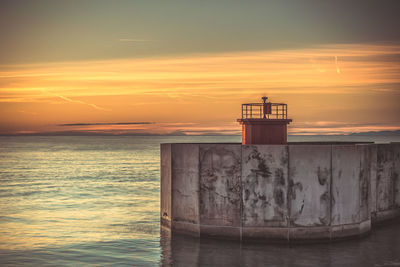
[289,145,331,227]
[331,145,361,225]
[171,144,200,225]
[394,144,400,208]
[244,189,250,201]
[317,167,330,186]
[173,216,197,224]
[359,168,368,200]
[280,154,288,166]
[246,147,272,180]
[258,194,266,201]
[376,145,395,211]
[273,188,285,206]
[199,144,242,227]
[359,155,370,221]
[394,171,400,208]
[160,143,172,224]
[242,145,288,227]
[299,200,305,214]
[287,177,303,201]
[390,168,397,208]
[318,216,329,225]
[274,169,285,186]
[320,191,329,203]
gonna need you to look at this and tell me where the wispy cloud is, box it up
[58,122,154,126]
[56,95,110,111]
[289,121,400,135]
[335,56,341,74]
[17,110,38,115]
[1,43,400,135]
[118,38,154,42]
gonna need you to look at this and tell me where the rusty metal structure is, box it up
[237,96,292,144]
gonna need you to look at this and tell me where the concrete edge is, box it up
[372,209,400,224]
[166,219,373,242]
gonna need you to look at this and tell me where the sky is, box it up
[1,0,400,135]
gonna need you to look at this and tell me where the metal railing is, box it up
[241,102,288,119]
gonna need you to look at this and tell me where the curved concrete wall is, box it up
[373,143,400,222]
[160,143,400,242]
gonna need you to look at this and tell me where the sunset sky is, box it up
[1,0,400,135]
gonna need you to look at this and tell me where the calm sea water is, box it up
[0,135,399,266]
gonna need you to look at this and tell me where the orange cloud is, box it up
[1,43,399,135]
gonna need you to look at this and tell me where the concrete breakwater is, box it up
[160,143,400,242]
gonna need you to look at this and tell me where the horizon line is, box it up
[1,129,399,137]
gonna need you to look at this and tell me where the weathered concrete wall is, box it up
[370,145,378,219]
[161,142,400,242]
[331,145,361,225]
[375,144,400,221]
[242,145,288,227]
[199,144,242,239]
[394,144,400,207]
[377,144,395,212]
[289,145,331,227]
[171,144,200,235]
[241,145,289,241]
[359,145,372,222]
[160,144,172,228]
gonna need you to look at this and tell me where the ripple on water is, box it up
[1,135,400,266]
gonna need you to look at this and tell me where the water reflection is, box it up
[161,220,400,267]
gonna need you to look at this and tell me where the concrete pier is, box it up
[161,142,400,242]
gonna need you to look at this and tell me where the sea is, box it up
[0,135,400,267]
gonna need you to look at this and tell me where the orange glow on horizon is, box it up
[1,43,400,135]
